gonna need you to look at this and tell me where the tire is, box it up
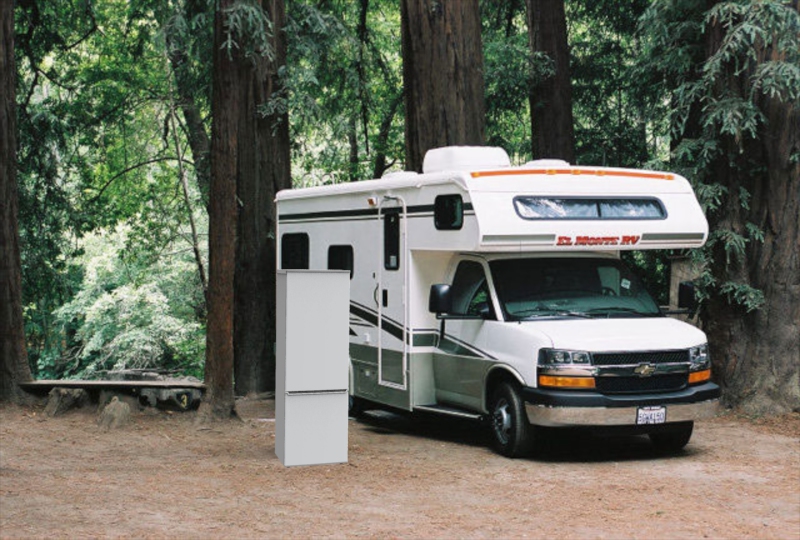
[649,421,694,453]
[348,394,365,418]
[489,382,533,458]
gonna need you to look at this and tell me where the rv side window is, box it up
[281,233,309,269]
[434,194,463,230]
[514,197,666,220]
[328,245,354,279]
[384,210,400,271]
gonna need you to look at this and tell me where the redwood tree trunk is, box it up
[233,0,291,396]
[401,0,485,172]
[202,0,239,418]
[702,4,800,414]
[1,0,34,402]
[526,0,575,162]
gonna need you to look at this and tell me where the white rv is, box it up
[275,146,720,457]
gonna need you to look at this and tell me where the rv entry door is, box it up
[376,196,408,391]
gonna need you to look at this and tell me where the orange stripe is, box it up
[470,169,674,180]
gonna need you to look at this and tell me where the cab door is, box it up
[433,259,497,410]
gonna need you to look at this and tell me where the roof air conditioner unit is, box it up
[423,146,511,174]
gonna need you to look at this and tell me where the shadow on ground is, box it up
[354,407,698,463]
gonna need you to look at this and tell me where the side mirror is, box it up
[429,284,452,315]
[678,281,697,312]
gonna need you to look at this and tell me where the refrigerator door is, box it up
[277,391,348,467]
[282,271,350,392]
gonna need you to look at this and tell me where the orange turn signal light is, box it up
[538,375,596,389]
[688,369,711,384]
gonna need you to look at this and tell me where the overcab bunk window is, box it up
[514,197,666,220]
[281,233,309,269]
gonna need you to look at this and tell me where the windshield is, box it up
[489,257,662,321]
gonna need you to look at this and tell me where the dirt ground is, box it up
[1,398,798,539]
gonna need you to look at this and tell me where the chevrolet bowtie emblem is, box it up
[634,363,657,377]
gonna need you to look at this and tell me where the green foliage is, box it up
[637,0,798,314]
[482,3,553,161]
[222,0,274,62]
[285,1,404,183]
[15,0,209,379]
[569,0,654,167]
[49,226,205,379]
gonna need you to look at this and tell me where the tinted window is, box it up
[281,233,309,269]
[514,197,665,220]
[328,245,354,278]
[384,210,400,270]
[434,194,463,230]
[450,261,494,319]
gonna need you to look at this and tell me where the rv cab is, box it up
[276,146,720,457]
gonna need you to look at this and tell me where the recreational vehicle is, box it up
[275,146,720,457]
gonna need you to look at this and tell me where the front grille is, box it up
[595,373,688,394]
[592,350,689,366]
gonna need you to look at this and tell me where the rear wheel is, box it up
[348,394,366,418]
[649,421,694,453]
[489,382,532,458]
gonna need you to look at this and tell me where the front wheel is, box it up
[489,382,533,458]
[649,421,694,453]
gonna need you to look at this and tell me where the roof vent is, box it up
[524,159,571,168]
[423,146,511,174]
[381,171,419,180]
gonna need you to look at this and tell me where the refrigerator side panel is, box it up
[275,272,288,462]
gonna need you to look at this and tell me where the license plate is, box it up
[637,406,666,425]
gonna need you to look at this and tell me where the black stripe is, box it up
[350,301,494,359]
[349,302,405,342]
[280,203,474,223]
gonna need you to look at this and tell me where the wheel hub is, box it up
[492,399,511,444]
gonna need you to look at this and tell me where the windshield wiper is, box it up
[585,307,654,317]
[512,307,594,320]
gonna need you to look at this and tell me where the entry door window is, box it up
[384,210,400,270]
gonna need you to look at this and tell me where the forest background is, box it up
[1,0,797,416]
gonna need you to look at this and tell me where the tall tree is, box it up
[233,0,292,396]
[526,0,575,162]
[699,1,799,414]
[401,0,485,172]
[640,0,799,414]
[203,0,240,418]
[1,0,34,402]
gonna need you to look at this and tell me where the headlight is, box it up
[539,348,592,365]
[689,343,710,369]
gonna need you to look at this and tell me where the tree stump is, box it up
[44,387,90,417]
[97,396,131,431]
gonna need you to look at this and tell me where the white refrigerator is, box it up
[275,270,350,466]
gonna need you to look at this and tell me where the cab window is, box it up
[450,261,495,319]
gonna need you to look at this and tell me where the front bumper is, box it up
[523,381,721,427]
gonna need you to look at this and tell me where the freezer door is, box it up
[277,391,348,467]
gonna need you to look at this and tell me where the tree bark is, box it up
[702,3,800,414]
[526,0,575,162]
[0,0,34,403]
[401,0,485,172]
[233,0,292,397]
[202,0,240,418]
